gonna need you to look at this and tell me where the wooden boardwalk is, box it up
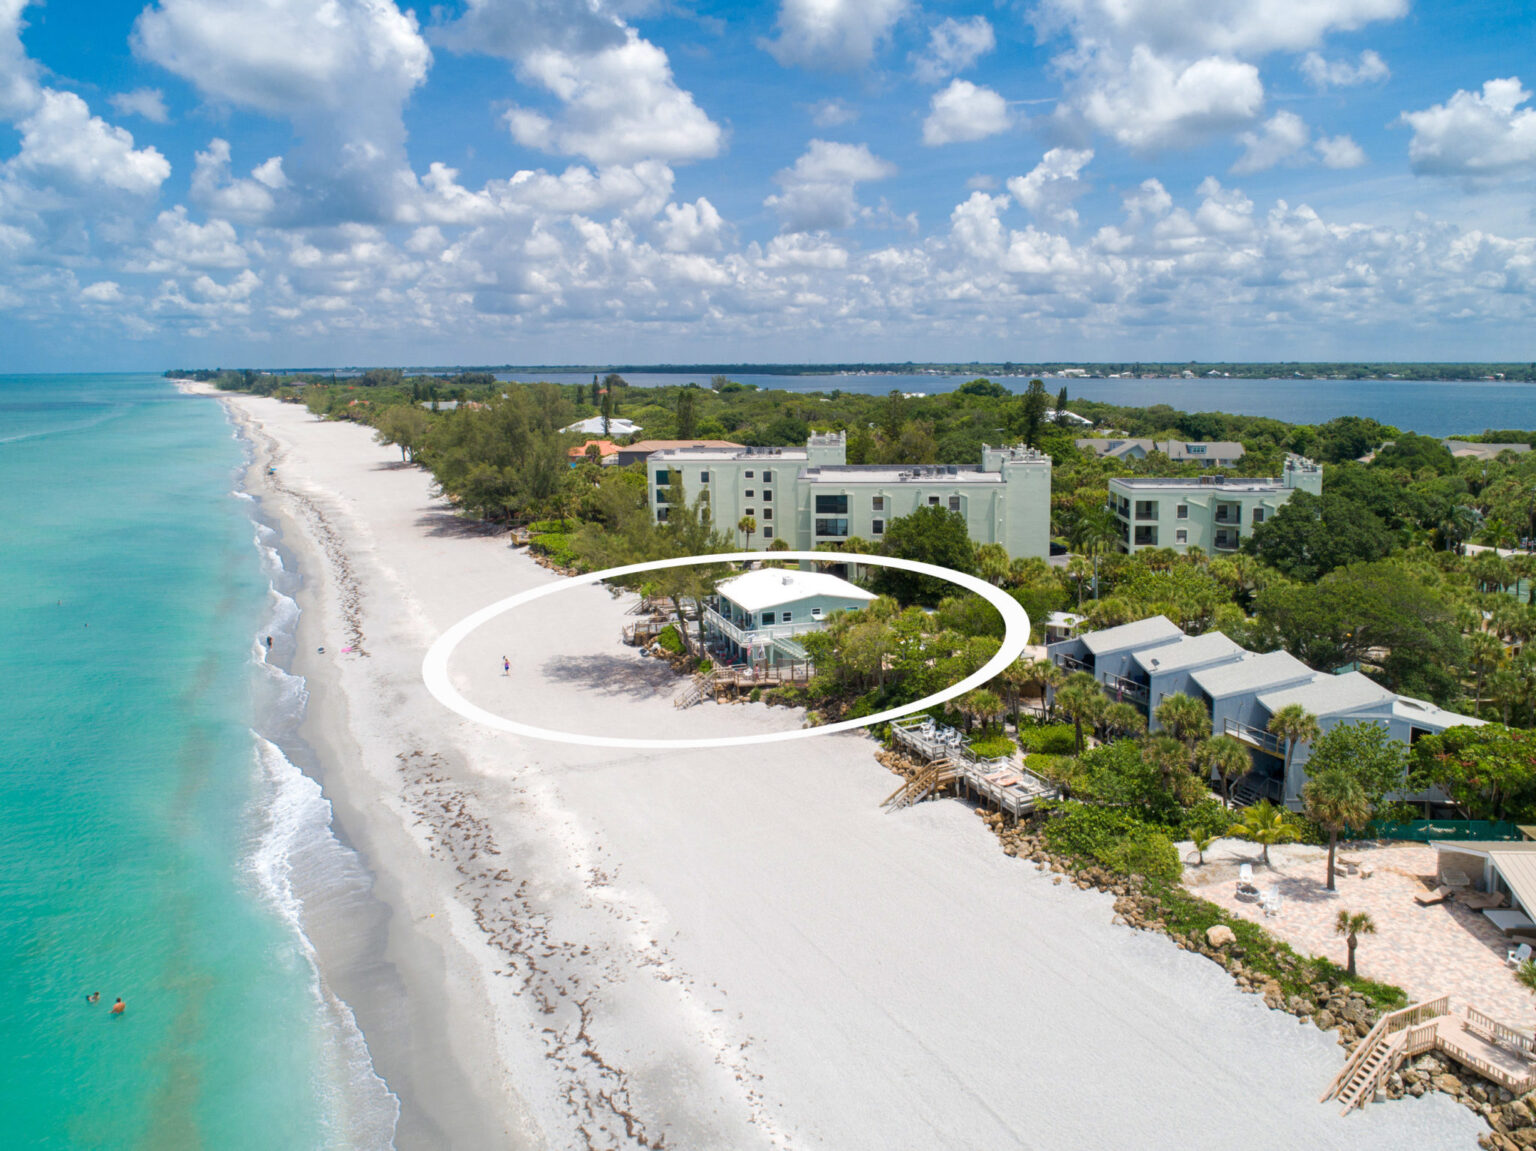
[1322,996,1536,1115]
[889,718,1057,819]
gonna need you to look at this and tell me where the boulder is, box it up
[1434,1073,1465,1095]
[1207,925,1237,947]
[1314,1009,1336,1030]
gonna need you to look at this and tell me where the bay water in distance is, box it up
[0,374,396,1149]
[506,371,1536,435]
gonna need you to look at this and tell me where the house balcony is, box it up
[1223,717,1285,756]
[1055,652,1093,674]
[1101,672,1149,705]
[702,604,817,650]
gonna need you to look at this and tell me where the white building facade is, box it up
[648,433,1053,559]
[1107,455,1322,554]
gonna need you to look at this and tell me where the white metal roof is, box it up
[715,568,876,613]
[1257,671,1395,717]
[1389,696,1487,730]
[1080,614,1184,656]
[562,417,642,435]
[1134,631,1246,675]
[1190,650,1315,698]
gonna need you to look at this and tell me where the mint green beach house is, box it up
[704,568,875,670]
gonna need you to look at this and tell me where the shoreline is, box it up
[176,380,1484,1150]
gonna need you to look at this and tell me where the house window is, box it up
[762,612,775,625]
[928,496,940,506]
[745,508,755,517]
[782,611,792,622]
[948,495,961,512]
[763,527,774,539]
[700,471,710,483]
[745,470,754,479]
[656,489,670,504]
[1175,529,1188,544]
[762,470,774,483]
[872,519,885,535]
[655,469,671,485]
[815,494,848,514]
[815,518,850,537]
[1134,525,1157,546]
[811,607,824,620]
[1176,504,1188,519]
[872,496,885,511]
[762,490,773,502]
[762,508,773,520]
[1135,500,1158,521]
[657,507,670,522]
[1253,507,1266,524]
[745,489,755,498]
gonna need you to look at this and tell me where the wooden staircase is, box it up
[882,759,955,811]
[1320,996,1449,1116]
[673,670,716,709]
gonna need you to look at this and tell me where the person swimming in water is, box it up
[110,998,125,1015]
[86,992,100,1004]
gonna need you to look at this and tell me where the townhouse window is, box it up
[1176,504,1188,519]
[745,508,755,517]
[762,490,773,502]
[815,517,849,537]
[699,471,710,483]
[948,495,961,512]
[928,496,940,506]
[655,469,671,485]
[745,470,754,478]
[814,494,848,514]
[1175,529,1188,544]
[763,527,774,539]
[656,489,670,504]
[745,489,755,498]
[1253,507,1266,524]
[872,496,885,511]
[657,507,670,522]
[762,508,773,520]
[762,470,774,483]
[872,519,885,535]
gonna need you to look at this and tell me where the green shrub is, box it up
[1100,831,1181,883]
[1177,797,1235,840]
[968,732,1018,759]
[1016,724,1076,755]
[749,687,762,702]
[1282,809,1328,846]
[655,625,685,655]
[528,530,578,567]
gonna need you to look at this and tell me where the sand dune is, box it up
[196,385,1479,1150]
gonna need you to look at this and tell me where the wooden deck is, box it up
[889,718,1058,819]
[1322,996,1536,1115]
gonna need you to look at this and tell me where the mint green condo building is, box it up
[648,432,1053,558]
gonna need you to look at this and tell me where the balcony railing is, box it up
[1223,717,1284,755]
[1101,672,1149,705]
[702,604,825,650]
[1056,652,1093,674]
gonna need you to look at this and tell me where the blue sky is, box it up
[1,0,1533,370]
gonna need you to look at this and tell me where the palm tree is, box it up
[1303,770,1372,891]
[1068,509,1120,600]
[737,515,757,550]
[1101,701,1147,742]
[1155,692,1211,748]
[1145,735,1197,802]
[1065,555,1094,607]
[1190,829,1218,866]
[996,657,1034,723]
[1196,734,1251,804]
[959,688,1004,734]
[1267,704,1320,793]
[1470,631,1505,711]
[1334,910,1376,977]
[1056,671,1107,754]
[974,543,1011,587]
[1029,659,1065,722]
[1516,957,1536,999]
[1228,799,1298,866]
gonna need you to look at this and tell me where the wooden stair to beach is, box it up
[674,670,716,709]
[882,759,955,811]
[1332,1032,1404,1114]
[1321,996,1450,1116]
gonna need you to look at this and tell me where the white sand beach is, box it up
[189,384,1482,1150]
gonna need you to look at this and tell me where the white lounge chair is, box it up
[1239,863,1254,884]
[1263,887,1282,917]
[1510,943,1532,968]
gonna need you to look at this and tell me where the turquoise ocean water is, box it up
[0,375,396,1148]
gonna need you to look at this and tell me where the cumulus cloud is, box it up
[80,280,123,302]
[134,0,431,221]
[1231,110,1310,173]
[765,0,907,71]
[922,80,1011,146]
[0,0,39,120]
[765,139,895,232]
[1037,0,1405,151]
[912,16,994,84]
[189,138,287,221]
[656,197,728,252]
[1300,49,1389,89]
[7,89,170,195]
[1006,148,1093,226]
[1401,78,1536,177]
[1314,134,1366,169]
[504,29,721,164]
[109,87,169,123]
[1080,48,1262,151]
[809,98,859,127]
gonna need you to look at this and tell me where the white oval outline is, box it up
[422,550,1029,750]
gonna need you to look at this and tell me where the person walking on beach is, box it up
[502,656,510,676]
[110,998,125,1015]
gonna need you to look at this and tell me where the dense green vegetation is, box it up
[194,366,1536,834]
